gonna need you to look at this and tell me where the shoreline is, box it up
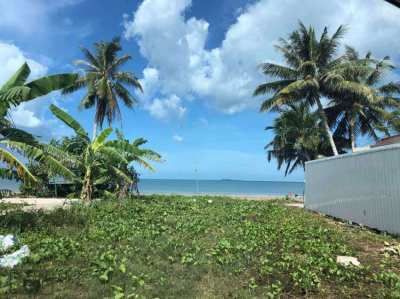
[1,193,303,211]
[140,192,303,201]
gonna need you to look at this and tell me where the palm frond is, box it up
[258,63,298,80]
[0,146,37,183]
[109,55,131,72]
[115,72,143,92]
[80,47,100,69]
[114,82,136,107]
[0,63,30,92]
[253,80,294,96]
[23,73,78,101]
[92,128,113,151]
[50,104,89,141]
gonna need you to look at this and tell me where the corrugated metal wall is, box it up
[305,144,400,235]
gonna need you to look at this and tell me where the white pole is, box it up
[195,168,199,194]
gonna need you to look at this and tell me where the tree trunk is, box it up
[350,118,357,152]
[92,121,97,142]
[80,168,92,201]
[316,98,339,156]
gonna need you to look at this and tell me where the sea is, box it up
[0,178,305,197]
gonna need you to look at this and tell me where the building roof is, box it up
[372,134,400,147]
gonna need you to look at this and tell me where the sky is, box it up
[1,0,400,182]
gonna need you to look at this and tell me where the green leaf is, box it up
[92,128,113,151]
[0,147,37,183]
[119,263,126,273]
[0,63,30,92]
[23,73,78,101]
[50,104,89,141]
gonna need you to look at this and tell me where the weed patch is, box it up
[0,195,399,298]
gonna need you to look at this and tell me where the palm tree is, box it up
[325,47,400,151]
[0,63,77,182]
[106,130,162,197]
[50,104,137,201]
[63,37,143,140]
[266,104,332,175]
[254,22,376,156]
[387,110,400,134]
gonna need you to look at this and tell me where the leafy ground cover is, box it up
[0,195,400,298]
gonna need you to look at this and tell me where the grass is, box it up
[0,195,400,298]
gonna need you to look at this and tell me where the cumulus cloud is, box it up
[8,93,73,140]
[0,41,69,138]
[9,104,42,128]
[0,41,50,129]
[147,95,186,120]
[0,42,47,86]
[123,0,400,115]
[172,134,184,142]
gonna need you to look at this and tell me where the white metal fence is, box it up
[305,144,400,235]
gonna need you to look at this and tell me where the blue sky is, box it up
[1,0,400,182]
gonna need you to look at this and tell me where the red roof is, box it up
[372,134,400,147]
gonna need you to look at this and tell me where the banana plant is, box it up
[0,63,78,182]
[49,104,131,201]
[0,62,78,118]
[105,130,162,196]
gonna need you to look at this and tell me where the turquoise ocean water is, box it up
[139,179,304,196]
[1,178,304,196]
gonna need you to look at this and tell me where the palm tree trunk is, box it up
[92,121,97,142]
[81,167,92,201]
[316,98,339,156]
[350,118,357,152]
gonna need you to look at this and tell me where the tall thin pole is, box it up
[195,168,199,194]
[53,177,57,197]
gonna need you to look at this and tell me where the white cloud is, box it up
[137,68,187,120]
[0,41,49,129]
[9,104,42,128]
[0,42,48,86]
[172,134,184,142]
[147,95,186,120]
[123,0,400,114]
[8,93,74,140]
[0,41,69,138]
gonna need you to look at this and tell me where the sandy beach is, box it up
[1,197,78,211]
[1,193,303,211]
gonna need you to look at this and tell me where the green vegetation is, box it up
[255,22,400,174]
[0,39,159,199]
[0,63,78,183]
[16,105,161,201]
[325,46,400,151]
[1,195,400,298]
[266,103,337,175]
[62,37,143,139]
[0,20,399,299]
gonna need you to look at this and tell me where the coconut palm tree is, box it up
[266,104,331,175]
[254,22,376,156]
[325,47,400,151]
[387,110,400,134]
[0,63,77,182]
[62,37,143,140]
